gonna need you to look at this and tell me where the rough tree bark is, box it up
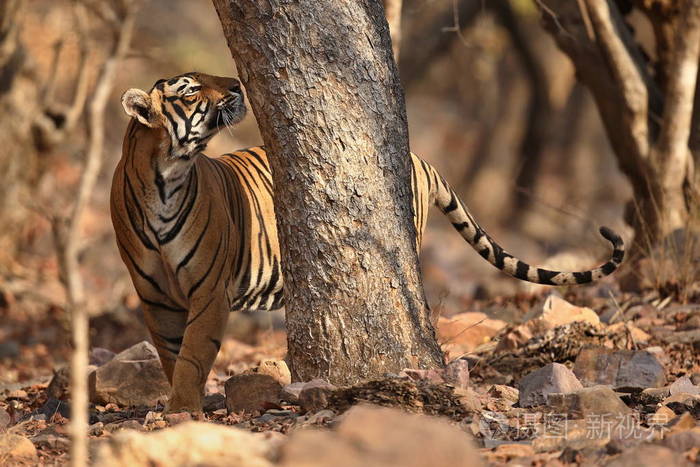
[212,0,444,384]
[538,0,700,256]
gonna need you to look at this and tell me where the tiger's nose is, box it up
[229,83,242,94]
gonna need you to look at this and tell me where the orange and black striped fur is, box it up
[111,72,624,412]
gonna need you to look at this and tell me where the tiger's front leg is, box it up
[167,294,229,413]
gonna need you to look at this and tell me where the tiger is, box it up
[111,72,624,413]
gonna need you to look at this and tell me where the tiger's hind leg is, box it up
[167,294,229,413]
[142,301,189,384]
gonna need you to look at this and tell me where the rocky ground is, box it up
[1,282,699,466]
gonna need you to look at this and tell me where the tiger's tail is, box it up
[423,159,624,285]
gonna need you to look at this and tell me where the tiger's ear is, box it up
[121,88,158,128]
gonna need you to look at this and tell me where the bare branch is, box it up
[62,3,91,133]
[655,0,700,176]
[584,0,649,160]
[53,2,138,465]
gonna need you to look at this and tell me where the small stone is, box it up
[90,347,117,366]
[203,393,226,412]
[535,295,600,331]
[298,380,337,413]
[491,443,535,460]
[666,412,697,433]
[488,385,519,403]
[437,312,506,355]
[0,407,10,429]
[640,386,671,404]
[669,376,700,396]
[251,360,291,386]
[280,404,483,467]
[454,387,482,412]
[105,419,145,433]
[573,347,666,391]
[7,389,27,400]
[662,427,700,452]
[89,422,105,436]
[144,411,162,423]
[605,444,692,467]
[31,432,70,449]
[306,409,336,425]
[281,382,306,402]
[399,368,444,384]
[518,363,583,408]
[2,435,37,462]
[39,397,71,419]
[225,374,283,414]
[165,412,192,425]
[547,385,632,418]
[663,393,700,416]
[94,421,274,467]
[650,405,677,426]
[443,359,470,389]
[91,341,170,407]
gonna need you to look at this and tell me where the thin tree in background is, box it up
[44,1,138,465]
[212,0,444,384]
[538,0,700,257]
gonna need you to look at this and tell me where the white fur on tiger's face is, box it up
[112,71,624,414]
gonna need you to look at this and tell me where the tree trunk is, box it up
[212,0,444,384]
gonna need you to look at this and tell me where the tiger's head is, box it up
[121,72,246,158]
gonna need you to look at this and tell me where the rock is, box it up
[249,360,291,386]
[281,382,306,402]
[533,419,610,452]
[669,376,700,396]
[105,419,145,433]
[489,443,535,461]
[437,312,506,354]
[31,431,70,449]
[165,412,192,425]
[7,389,27,400]
[203,393,226,412]
[640,386,671,404]
[94,421,274,467]
[605,444,692,467]
[0,407,11,429]
[663,393,700,416]
[0,435,37,463]
[444,359,470,389]
[279,404,483,467]
[547,386,632,418]
[573,347,666,391]
[91,341,170,407]
[90,347,117,366]
[399,368,445,385]
[537,295,600,329]
[606,322,651,343]
[225,374,283,414]
[298,380,337,413]
[650,405,677,425]
[38,397,71,419]
[47,367,71,400]
[305,409,336,425]
[495,323,534,351]
[454,387,483,412]
[518,363,583,408]
[666,412,697,433]
[488,385,519,403]
[662,427,700,452]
